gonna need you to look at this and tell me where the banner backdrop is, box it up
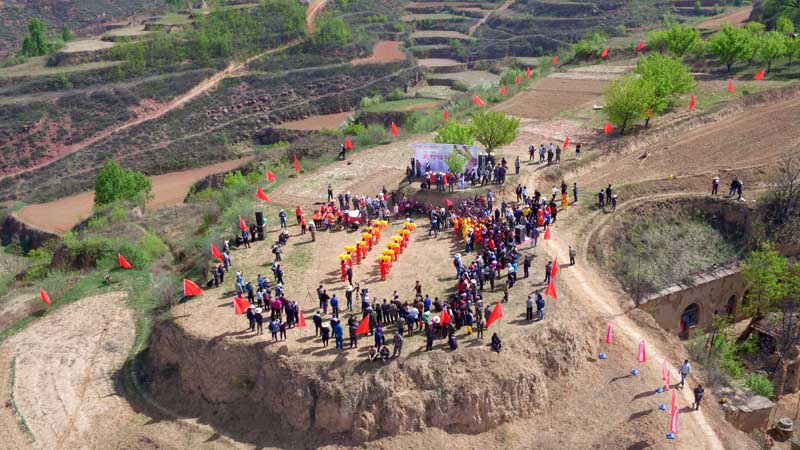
[413,143,483,173]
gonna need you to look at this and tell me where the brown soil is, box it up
[280,111,353,130]
[494,77,610,119]
[696,4,753,30]
[16,156,254,234]
[468,0,514,35]
[351,41,407,65]
[0,292,135,450]
[417,58,462,67]
[576,91,800,191]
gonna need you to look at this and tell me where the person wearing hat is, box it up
[279,209,287,229]
[254,308,264,335]
[246,305,256,332]
[320,321,330,347]
[427,317,438,351]
[345,285,354,311]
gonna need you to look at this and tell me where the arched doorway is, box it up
[681,303,700,332]
[726,295,737,316]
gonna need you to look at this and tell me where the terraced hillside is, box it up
[0,0,168,57]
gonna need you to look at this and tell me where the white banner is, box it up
[413,143,482,173]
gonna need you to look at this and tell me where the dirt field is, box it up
[0,292,134,450]
[696,4,753,30]
[280,111,353,130]
[351,41,407,65]
[62,39,116,53]
[576,93,800,191]
[495,77,609,119]
[418,58,462,68]
[17,156,254,234]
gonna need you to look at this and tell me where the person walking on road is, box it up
[680,359,691,388]
[693,384,704,410]
[569,246,576,266]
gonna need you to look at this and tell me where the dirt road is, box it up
[468,0,516,35]
[697,4,753,30]
[16,156,254,234]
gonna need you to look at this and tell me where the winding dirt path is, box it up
[0,1,330,183]
[697,4,753,30]
[468,0,515,35]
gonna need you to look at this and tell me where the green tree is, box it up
[603,75,654,135]
[662,23,701,57]
[21,18,49,56]
[758,31,788,72]
[433,120,476,145]
[646,29,668,53]
[471,111,520,154]
[740,242,789,318]
[633,54,696,126]
[445,151,468,174]
[313,14,351,49]
[776,16,796,34]
[61,24,73,42]
[94,159,153,206]
[708,24,751,72]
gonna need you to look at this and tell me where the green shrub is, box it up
[745,373,774,397]
[313,14,352,49]
[359,94,384,109]
[63,232,116,264]
[356,124,389,146]
[87,216,109,231]
[719,341,745,378]
[391,23,406,33]
[573,32,607,59]
[141,232,169,259]
[387,88,405,101]
[737,334,760,357]
[24,247,53,281]
[108,205,129,223]
[94,159,152,206]
[433,119,476,145]
[451,80,469,92]
[344,120,367,136]
[118,242,152,269]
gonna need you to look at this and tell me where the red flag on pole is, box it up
[345,137,354,150]
[563,136,570,148]
[444,109,449,122]
[689,94,696,111]
[544,279,558,299]
[355,315,370,335]
[662,356,668,381]
[391,121,399,137]
[551,55,558,65]
[298,307,307,328]
[183,279,204,297]
[665,368,671,391]
[500,85,507,96]
[636,40,645,52]
[485,302,504,328]
[728,79,735,94]
[211,244,224,261]
[266,170,276,182]
[256,186,271,202]
[239,216,247,232]
[600,47,609,59]
[118,253,133,269]
[605,320,613,344]
[473,95,485,107]
[526,66,533,77]
[294,154,300,174]
[445,198,453,208]
[516,74,521,85]
[753,69,765,80]
[637,339,646,363]
[669,408,679,434]
[233,297,250,315]
[670,389,677,415]
[550,256,559,280]
[603,121,613,134]
[543,226,551,240]
[40,288,52,306]
[441,308,452,325]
